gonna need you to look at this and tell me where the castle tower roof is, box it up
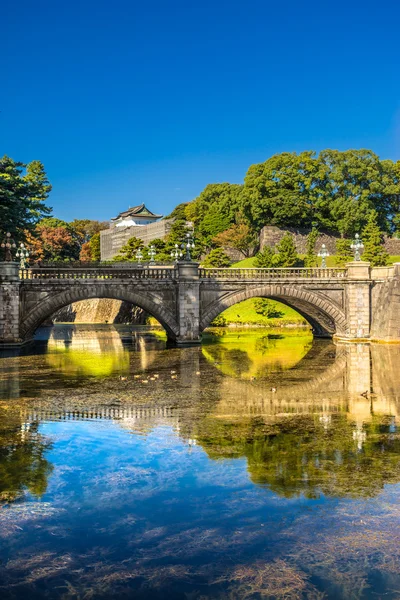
[111,203,163,221]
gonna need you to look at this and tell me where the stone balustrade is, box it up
[199,267,347,279]
[19,266,176,280]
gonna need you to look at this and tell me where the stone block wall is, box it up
[100,219,173,261]
[53,299,148,324]
[371,269,400,341]
[260,225,400,255]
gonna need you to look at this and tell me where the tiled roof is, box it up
[111,203,163,221]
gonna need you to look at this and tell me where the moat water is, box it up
[1,325,400,599]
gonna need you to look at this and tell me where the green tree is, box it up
[241,151,327,230]
[144,238,168,262]
[165,202,190,220]
[89,232,101,261]
[253,298,284,318]
[241,149,400,235]
[113,236,144,262]
[304,228,319,267]
[361,210,389,266]
[0,156,52,242]
[186,183,244,250]
[319,149,392,236]
[254,246,276,268]
[274,233,298,267]
[186,183,242,227]
[202,248,231,267]
[335,239,353,266]
[70,219,108,243]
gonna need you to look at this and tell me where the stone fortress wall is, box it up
[260,225,400,255]
[100,219,173,261]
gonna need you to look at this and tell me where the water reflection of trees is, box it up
[192,413,400,498]
[202,330,315,380]
[0,408,53,503]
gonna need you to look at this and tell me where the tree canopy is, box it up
[0,156,52,242]
[241,150,400,235]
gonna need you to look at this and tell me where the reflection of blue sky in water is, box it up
[1,416,400,599]
[2,330,400,598]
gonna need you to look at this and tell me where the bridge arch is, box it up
[200,284,348,337]
[20,285,180,341]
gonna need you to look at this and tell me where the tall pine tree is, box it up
[335,239,353,265]
[361,211,389,266]
[254,246,276,268]
[0,156,52,242]
[274,233,298,267]
[304,228,319,267]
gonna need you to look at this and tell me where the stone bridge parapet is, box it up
[1,261,400,347]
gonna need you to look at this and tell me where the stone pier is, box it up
[0,262,22,346]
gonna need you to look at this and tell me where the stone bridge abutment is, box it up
[1,261,400,347]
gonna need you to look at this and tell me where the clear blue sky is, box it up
[2,0,400,222]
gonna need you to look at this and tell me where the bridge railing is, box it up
[199,267,348,279]
[19,266,177,280]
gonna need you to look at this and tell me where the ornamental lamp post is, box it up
[148,245,156,265]
[182,231,195,261]
[16,243,29,269]
[170,244,183,263]
[317,244,329,268]
[351,234,364,261]
[135,249,143,265]
[1,232,17,262]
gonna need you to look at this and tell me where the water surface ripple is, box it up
[1,325,400,599]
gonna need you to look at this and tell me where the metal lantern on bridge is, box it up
[1,232,17,262]
[182,231,195,261]
[148,245,156,265]
[351,234,364,261]
[171,244,183,262]
[135,249,144,265]
[16,243,29,269]
[317,244,329,268]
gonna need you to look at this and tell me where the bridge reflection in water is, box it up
[1,327,400,500]
[3,327,400,599]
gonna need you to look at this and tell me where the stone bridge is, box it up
[1,260,400,346]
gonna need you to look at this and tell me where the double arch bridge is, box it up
[1,260,400,346]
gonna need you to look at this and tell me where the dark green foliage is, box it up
[186,183,243,249]
[210,314,227,326]
[113,236,144,262]
[361,210,389,266]
[335,239,353,266]
[304,228,319,267]
[254,246,276,268]
[202,248,231,267]
[253,298,284,318]
[0,155,52,242]
[145,238,168,262]
[166,219,189,245]
[165,202,189,220]
[241,150,400,236]
[274,233,298,267]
